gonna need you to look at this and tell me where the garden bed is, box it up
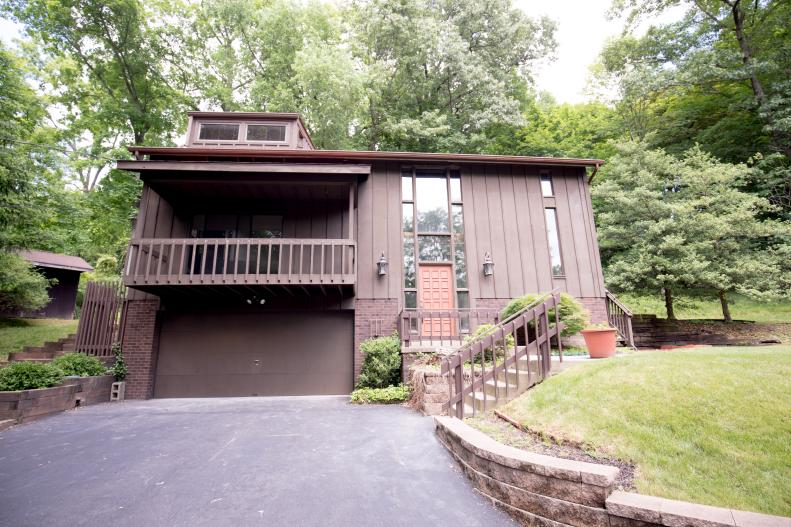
[0,375,114,424]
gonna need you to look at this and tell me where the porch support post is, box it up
[348,182,355,240]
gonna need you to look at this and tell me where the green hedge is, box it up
[500,293,590,337]
[356,332,401,389]
[350,384,411,404]
[51,352,107,377]
[0,362,64,391]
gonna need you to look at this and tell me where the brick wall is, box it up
[353,298,399,381]
[580,297,607,324]
[474,298,508,314]
[121,299,160,399]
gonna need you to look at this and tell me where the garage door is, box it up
[154,311,353,397]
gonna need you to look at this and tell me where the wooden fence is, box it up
[74,281,126,357]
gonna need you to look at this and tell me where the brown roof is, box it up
[126,146,604,168]
[18,250,93,272]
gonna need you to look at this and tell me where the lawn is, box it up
[0,318,79,361]
[618,293,791,323]
[496,346,791,516]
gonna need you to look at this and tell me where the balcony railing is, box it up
[124,238,356,287]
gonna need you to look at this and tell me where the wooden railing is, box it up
[75,281,126,357]
[124,238,356,287]
[399,309,501,347]
[605,289,636,348]
[441,292,564,419]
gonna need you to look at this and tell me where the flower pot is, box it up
[581,328,618,358]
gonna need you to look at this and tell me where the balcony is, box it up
[124,238,356,292]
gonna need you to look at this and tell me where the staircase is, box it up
[2,334,77,367]
[441,291,564,418]
[605,290,636,349]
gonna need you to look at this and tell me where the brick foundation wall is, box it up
[353,298,399,381]
[121,299,161,399]
[580,296,607,324]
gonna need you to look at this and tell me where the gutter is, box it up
[587,162,601,184]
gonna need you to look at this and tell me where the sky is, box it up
[0,1,684,105]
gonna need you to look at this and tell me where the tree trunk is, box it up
[719,290,733,322]
[664,286,676,320]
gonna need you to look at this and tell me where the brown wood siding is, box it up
[355,162,605,303]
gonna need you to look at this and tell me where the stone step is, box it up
[0,419,14,432]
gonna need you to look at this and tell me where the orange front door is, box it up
[419,265,455,336]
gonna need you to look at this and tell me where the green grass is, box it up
[499,346,791,516]
[0,318,78,361]
[618,293,791,323]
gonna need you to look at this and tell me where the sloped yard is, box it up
[0,318,78,361]
[490,346,791,517]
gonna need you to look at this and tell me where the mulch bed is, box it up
[466,411,636,492]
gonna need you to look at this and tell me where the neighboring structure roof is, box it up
[125,146,604,168]
[18,250,93,272]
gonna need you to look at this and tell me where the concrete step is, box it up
[8,350,56,361]
[0,419,14,432]
[482,378,521,401]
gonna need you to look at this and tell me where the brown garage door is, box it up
[154,311,353,397]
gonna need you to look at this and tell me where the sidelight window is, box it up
[544,208,564,277]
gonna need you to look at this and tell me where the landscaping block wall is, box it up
[435,417,791,527]
[121,299,161,399]
[0,375,114,424]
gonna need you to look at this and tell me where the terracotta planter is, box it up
[581,328,618,358]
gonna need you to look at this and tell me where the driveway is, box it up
[0,397,516,527]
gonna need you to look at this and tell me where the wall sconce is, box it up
[377,252,389,276]
[482,252,494,277]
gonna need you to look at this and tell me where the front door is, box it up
[418,264,455,336]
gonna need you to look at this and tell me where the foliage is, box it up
[110,342,127,381]
[0,252,51,313]
[349,384,411,404]
[593,141,790,320]
[0,361,63,391]
[0,318,78,361]
[500,293,589,337]
[616,292,791,324]
[500,346,791,516]
[51,352,107,377]
[463,323,515,361]
[356,333,402,389]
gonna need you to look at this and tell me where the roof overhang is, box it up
[116,160,371,175]
[125,146,604,168]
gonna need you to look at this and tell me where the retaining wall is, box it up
[0,375,114,424]
[435,416,791,527]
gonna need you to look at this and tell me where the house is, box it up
[9,250,93,319]
[116,112,607,399]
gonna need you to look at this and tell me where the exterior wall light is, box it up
[482,252,494,277]
[377,252,389,276]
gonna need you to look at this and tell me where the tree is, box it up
[350,0,556,152]
[594,141,790,320]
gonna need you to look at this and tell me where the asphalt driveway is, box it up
[0,397,516,527]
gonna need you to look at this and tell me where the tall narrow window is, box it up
[544,208,564,277]
[540,173,554,197]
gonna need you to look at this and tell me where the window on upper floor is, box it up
[246,124,287,142]
[198,123,240,141]
[544,208,564,277]
[540,173,554,197]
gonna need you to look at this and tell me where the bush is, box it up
[0,252,51,313]
[109,342,127,381]
[356,332,401,389]
[500,292,590,337]
[350,384,411,404]
[0,361,63,391]
[51,352,107,377]
[463,323,515,361]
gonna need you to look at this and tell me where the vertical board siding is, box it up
[553,171,582,296]
[357,167,374,298]
[471,165,495,299]
[525,166,554,293]
[511,166,540,293]
[371,164,390,299]
[498,167,525,296]
[460,166,481,305]
[386,163,403,299]
[486,165,510,298]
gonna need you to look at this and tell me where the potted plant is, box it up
[581,323,618,358]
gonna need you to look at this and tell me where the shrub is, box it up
[109,342,127,381]
[500,292,590,337]
[0,361,63,391]
[51,352,107,377]
[463,323,515,361]
[350,384,411,404]
[0,252,50,312]
[356,332,401,389]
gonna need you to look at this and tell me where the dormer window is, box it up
[247,124,286,142]
[198,123,240,141]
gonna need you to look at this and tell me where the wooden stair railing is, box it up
[605,289,636,349]
[441,291,564,419]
